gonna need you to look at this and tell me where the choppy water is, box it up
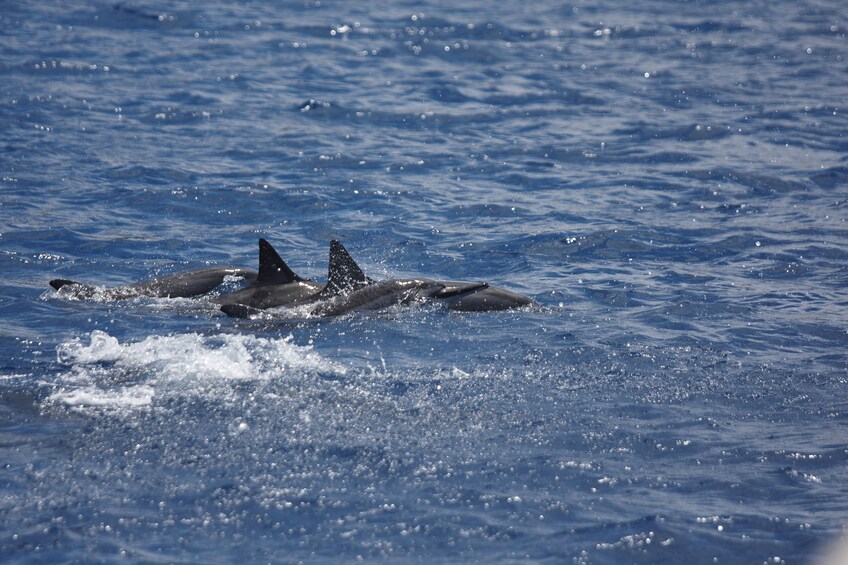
[2,1,847,563]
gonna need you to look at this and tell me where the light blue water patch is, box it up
[1,0,847,562]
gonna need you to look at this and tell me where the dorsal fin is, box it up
[257,239,302,285]
[322,240,373,296]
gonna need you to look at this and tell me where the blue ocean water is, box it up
[2,0,847,562]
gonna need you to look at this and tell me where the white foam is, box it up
[57,330,124,364]
[0,373,30,381]
[48,330,346,412]
[51,385,155,409]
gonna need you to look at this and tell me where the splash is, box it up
[48,330,346,412]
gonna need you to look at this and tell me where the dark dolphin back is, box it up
[133,267,258,297]
[443,285,533,312]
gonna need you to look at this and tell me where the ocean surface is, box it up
[2,1,847,563]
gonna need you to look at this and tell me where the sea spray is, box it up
[49,330,347,412]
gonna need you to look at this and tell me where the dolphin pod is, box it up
[220,240,499,319]
[49,239,534,316]
[215,239,534,317]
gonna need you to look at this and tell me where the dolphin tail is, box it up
[49,278,100,299]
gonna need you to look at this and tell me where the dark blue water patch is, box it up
[614,122,734,143]
[101,163,198,185]
[103,3,193,29]
[810,166,848,189]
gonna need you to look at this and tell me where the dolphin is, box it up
[312,240,533,313]
[308,240,489,316]
[50,267,258,300]
[213,239,323,309]
[220,240,494,319]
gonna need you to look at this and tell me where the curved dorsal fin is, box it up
[257,238,302,285]
[322,240,373,296]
